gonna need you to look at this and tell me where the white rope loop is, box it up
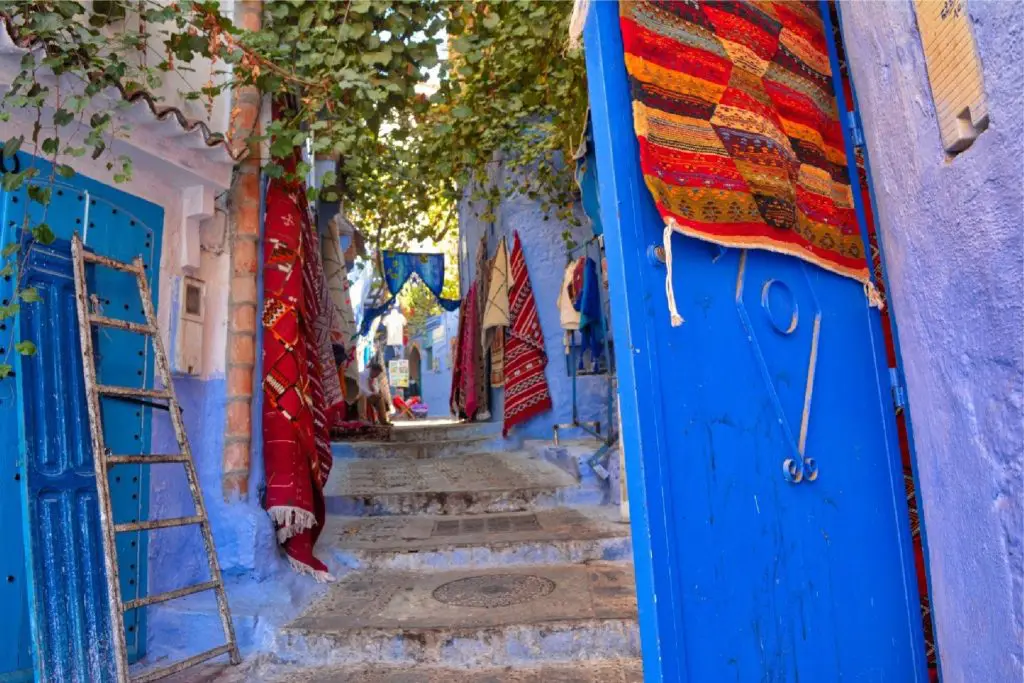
[663,224,684,326]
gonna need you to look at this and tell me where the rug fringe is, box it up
[287,555,336,583]
[268,505,317,543]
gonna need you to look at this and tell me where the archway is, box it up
[406,344,422,398]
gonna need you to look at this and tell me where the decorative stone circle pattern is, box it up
[432,574,556,609]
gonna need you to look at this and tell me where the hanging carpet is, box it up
[450,285,481,419]
[620,0,871,325]
[482,236,510,331]
[261,167,335,581]
[490,327,505,388]
[503,232,552,436]
[473,236,490,419]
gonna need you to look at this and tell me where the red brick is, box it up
[225,400,251,438]
[230,303,257,334]
[229,332,255,367]
[227,365,254,399]
[233,238,258,276]
[231,275,257,305]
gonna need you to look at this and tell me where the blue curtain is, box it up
[381,250,461,310]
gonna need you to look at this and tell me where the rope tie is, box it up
[864,280,885,310]
[663,224,684,326]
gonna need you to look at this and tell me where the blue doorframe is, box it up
[829,4,941,673]
[584,2,927,681]
[0,153,163,680]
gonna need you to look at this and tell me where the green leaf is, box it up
[3,135,23,158]
[53,108,74,126]
[0,364,11,379]
[2,243,17,258]
[31,224,56,245]
[483,13,501,29]
[56,164,75,179]
[15,340,36,356]
[451,106,472,119]
[19,288,41,303]
[27,185,51,207]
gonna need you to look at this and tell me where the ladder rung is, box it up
[123,580,218,611]
[131,643,233,683]
[114,515,203,533]
[106,454,189,465]
[89,315,155,335]
[97,385,173,400]
[82,250,142,274]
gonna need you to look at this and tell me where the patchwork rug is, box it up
[262,169,334,581]
[620,0,871,324]
[503,232,552,436]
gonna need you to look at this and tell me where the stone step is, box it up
[322,506,632,571]
[332,434,502,461]
[160,659,644,682]
[269,563,639,668]
[325,452,605,516]
[386,419,502,443]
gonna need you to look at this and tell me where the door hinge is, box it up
[846,110,865,148]
[889,367,907,410]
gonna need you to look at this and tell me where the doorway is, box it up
[0,153,163,681]
[583,2,931,681]
[406,344,422,399]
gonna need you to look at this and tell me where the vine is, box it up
[0,0,588,379]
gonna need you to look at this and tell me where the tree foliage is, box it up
[0,0,588,378]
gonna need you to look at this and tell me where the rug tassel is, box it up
[663,224,684,327]
[287,555,336,584]
[865,281,885,310]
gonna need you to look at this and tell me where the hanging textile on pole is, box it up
[503,232,552,436]
[619,0,876,327]
[482,236,510,331]
[473,235,491,419]
[261,154,335,581]
[449,285,482,419]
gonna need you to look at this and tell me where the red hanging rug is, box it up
[261,168,334,581]
[502,231,552,436]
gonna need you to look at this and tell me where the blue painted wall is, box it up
[840,4,1023,681]
[407,311,458,417]
[459,165,613,440]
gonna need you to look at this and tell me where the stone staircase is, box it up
[158,421,640,682]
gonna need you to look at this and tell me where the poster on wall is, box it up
[389,359,409,388]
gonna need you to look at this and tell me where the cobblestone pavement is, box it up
[325,506,627,552]
[330,452,577,495]
[289,562,636,632]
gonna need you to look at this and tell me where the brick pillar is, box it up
[223,0,262,501]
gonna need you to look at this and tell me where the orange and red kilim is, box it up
[620,0,872,324]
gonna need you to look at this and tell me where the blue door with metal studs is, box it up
[0,153,162,681]
[583,2,927,681]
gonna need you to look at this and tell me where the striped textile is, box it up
[503,232,552,436]
[620,0,870,323]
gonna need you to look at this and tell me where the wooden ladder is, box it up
[70,235,240,682]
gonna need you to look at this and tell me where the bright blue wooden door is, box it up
[583,3,927,681]
[0,154,162,681]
